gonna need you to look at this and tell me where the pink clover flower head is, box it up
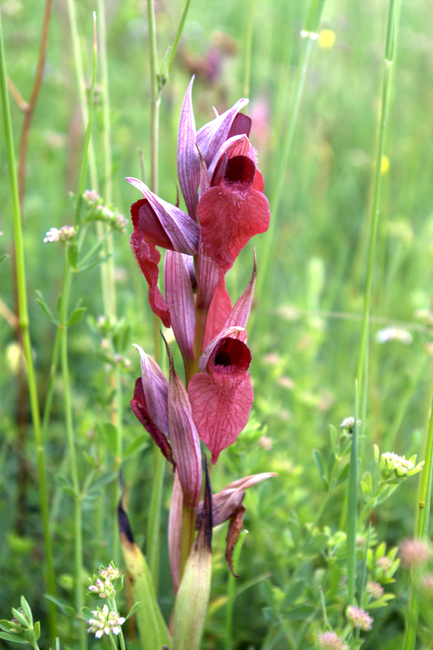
[366,581,384,600]
[87,604,125,638]
[317,631,348,650]
[399,537,431,568]
[346,606,373,631]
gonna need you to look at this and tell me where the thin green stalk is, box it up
[346,385,359,605]
[147,0,159,195]
[252,0,327,319]
[0,12,57,635]
[180,506,196,579]
[225,530,248,650]
[403,389,433,649]
[147,446,165,589]
[165,0,193,82]
[356,0,399,401]
[243,0,255,99]
[59,250,86,650]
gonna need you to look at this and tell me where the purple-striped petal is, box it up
[165,339,202,510]
[223,251,257,330]
[164,251,196,364]
[196,98,249,166]
[133,344,169,435]
[168,471,183,594]
[178,77,200,220]
[127,177,199,254]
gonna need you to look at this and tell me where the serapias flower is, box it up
[43,225,76,243]
[87,604,125,638]
[126,78,270,326]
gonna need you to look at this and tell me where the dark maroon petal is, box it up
[197,184,270,272]
[199,326,247,374]
[196,98,249,166]
[188,371,254,463]
[227,112,252,139]
[210,337,252,377]
[178,77,200,220]
[224,156,256,186]
[164,251,195,363]
[130,229,170,327]
[208,133,255,180]
[131,199,173,249]
[130,378,175,467]
[203,270,232,348]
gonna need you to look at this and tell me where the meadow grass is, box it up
[1,0,433,648]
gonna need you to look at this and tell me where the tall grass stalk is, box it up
[403,389,433,649]
[346,384,359,605]
[356,0,399,405]
[0,11,57,636]
[252,0,327,319]
[243,0,255,99]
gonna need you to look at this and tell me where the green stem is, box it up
[403,389,433,649]
[0,12,57,634]
[225,530,248,650]
[243,0,255,99]
[165,0,193,81]
[59,250,86,650]
[356,0,399,401]
[252,0,327,321]
[147,445,165,590]
[147,0,159,195]
[346,385,359,605]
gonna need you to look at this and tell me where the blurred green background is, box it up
[1,0,433,648]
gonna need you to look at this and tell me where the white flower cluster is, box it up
[43,226,76,243]
[381,452,415,477]
[346,606,373,631]
[340,416,361,433]
[87,605,125,638]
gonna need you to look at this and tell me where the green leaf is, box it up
[124,602,141,622]
[68,243,78,268]
[78,254,111,273]
[44,596,75,618]
[67,307,86,327]
[35,290,56,323]
[0,632,28,644]
[285,603,315,620]
[336,463,350,485]
[20,597,33,626]
[281,580,305,610]
[34,622,40,641]
[0,253,9,264]
[11,610,28,628]
[123,434,149,460]
[80,607,94,621]
[98,422,119,457]
[0,621,18,632]
[313,450,328,488]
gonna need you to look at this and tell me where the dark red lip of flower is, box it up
[211,338,252,377]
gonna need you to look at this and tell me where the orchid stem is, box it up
[180,506,196,580]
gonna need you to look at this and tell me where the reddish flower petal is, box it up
[208,134,256,180]
[130,378,175,467]
[130,229,170,326]
[196,236,219,311]
[133,344,169,435]
[188,371,254,463]
[197,184,270,271]
[203,270,232,348]
[223,252,256,331]
[131,198,173,249]
[227,112,252,139]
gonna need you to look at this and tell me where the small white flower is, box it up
[87,604,125,638]
[375,326,413,345]
[340,416,361,433]
[381,451,415,477]
[43,228,61,243]
[83,189,101,203]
